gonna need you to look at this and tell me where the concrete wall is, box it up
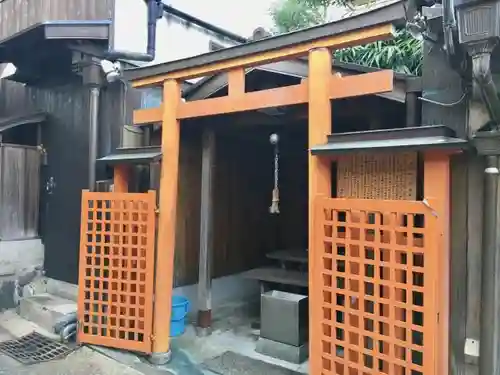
[44,272,260,321]
[173,274,260,321]
[0,239,44,310]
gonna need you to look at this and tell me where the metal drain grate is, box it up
[0,331,74,365]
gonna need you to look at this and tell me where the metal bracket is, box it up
[464,338,480,365]
[422,199,438,217]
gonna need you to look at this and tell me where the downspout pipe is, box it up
[470,45,500,127]
[105,0,163,62]
[480,155,500,375]
[442,0,458,60]
[88,86,100,191]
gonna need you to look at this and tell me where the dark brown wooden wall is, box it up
[0,78,126,283]
[149,94,405,288]
[211,123,308,282]
[152,121,309,287]
[0,0,114,42]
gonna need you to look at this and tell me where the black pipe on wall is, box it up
[480,155,500,375]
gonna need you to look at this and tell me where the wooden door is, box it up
[310,196,441,375]
[77,190,156,353]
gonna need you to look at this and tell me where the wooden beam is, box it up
[179,81,307,119]
[134,107,162,125]
[228,68,245,96]
[423,152,450,375]
[133,70,394,124]
[329,70,393,99]
[132,24,394,86]
[308,48,333,375]
[152,79,181,356]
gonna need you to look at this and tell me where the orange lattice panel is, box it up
[77,190,156,353]
[312,197,439,375]
[337,152,417,200]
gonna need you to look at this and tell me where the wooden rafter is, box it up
[133,70,394,124]
[131,24,394,87]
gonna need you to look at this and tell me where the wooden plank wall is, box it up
[211,124,308,281]
[0,77,127,284]
[152,122,308,287]
[147,94,405,287]
[0,0,114,42]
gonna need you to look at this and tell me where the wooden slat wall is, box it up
[212,124,308,281]
[0,0,114,42]
[0,77,126,284]
[151,125,202,287]
[150,97,403,287]
[173,126,202,287]
[152,122,308,287]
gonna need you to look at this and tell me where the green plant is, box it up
[270,0,423,75]
[271,0,324,33]
[334,29,423,75]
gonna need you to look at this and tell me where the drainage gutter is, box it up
[470,45,500,126]
[472,131,500,375]
[106,0,163,62]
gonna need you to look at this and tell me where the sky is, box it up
[167,0,275,38]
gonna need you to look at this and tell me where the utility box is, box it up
[260,290,308,347]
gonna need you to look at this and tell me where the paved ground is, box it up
[0,317,177,375]
[0,347,149,375]
[0,305,308,375]
[0,326,150,375]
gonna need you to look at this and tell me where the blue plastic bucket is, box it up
[170,295,190,337]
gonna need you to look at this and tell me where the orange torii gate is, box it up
[77,3,450,375]
[130,25,396,369]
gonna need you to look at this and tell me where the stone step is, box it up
[45,278,78,302]
[0,309,58,340]
[18,293,77,333]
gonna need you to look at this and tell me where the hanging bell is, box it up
[269,133,280,215]
[269,187,280,214]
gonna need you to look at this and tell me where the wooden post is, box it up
[423,151,450,375]
[197,129,216,335]
[113,165,129,192]
[228,68,245,97]
[308,47,333,375]
[150,79,181,363]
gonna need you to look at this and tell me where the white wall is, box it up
[112,0,238,68]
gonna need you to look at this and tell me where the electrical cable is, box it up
[418,91,467,107]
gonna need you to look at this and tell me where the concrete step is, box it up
[0,309,58,340]
[45,277,78,302]
[18,293,77,333]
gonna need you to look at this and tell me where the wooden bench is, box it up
[266,249,308,263]
[241,267,308,293]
